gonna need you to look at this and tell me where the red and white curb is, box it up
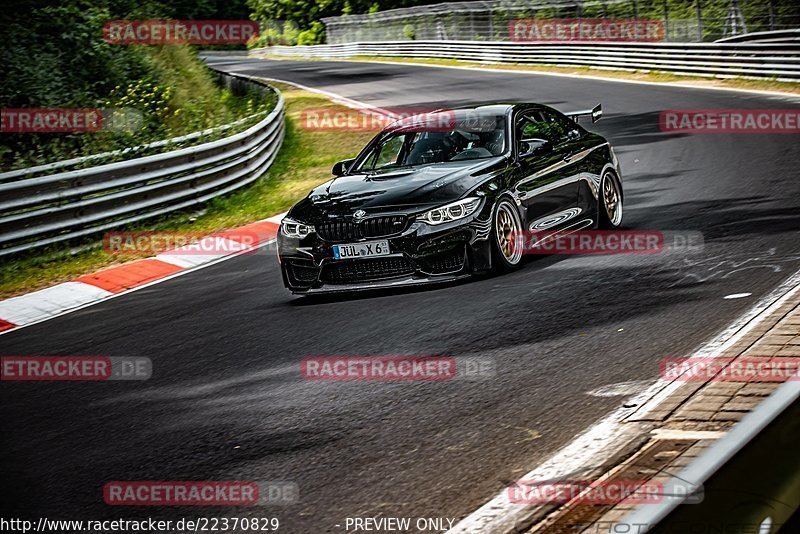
[0,79,384,336]
[0,213,286,334]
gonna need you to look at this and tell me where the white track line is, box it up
[0,216,284,336]
[359,58,800,101]
[448,267,800,533]
[242,74,399,119]
[630,267,800,421]
[233,54,800,102]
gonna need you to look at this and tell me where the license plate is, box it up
[333,240,390,260]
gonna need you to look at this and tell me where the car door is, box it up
[512,109,582,232]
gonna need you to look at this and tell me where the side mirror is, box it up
[332,158,355,176]
[519,138,550,158]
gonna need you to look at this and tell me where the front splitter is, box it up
[291,272,472,295]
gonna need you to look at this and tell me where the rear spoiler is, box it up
[565,103,602,123]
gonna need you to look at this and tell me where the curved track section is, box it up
[2,58,800,531]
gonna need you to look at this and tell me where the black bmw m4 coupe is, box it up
[277,102,623,294]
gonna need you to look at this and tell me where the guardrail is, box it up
[716,28,800,43]
[622,379,800,531]
[259,40,800,81]
[0,72,285,258]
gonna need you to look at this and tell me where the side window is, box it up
[517,110,577,145]
[518,115,545,140]
[374,135,405,168]
[542,109,580,143]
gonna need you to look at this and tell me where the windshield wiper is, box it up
[363,164,418,177]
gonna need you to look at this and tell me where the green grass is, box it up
[2,46,276,172]
[145,46,268,135]
[0,83,375,298]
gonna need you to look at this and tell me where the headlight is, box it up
[419,197,481,225]
[281,217,315,238]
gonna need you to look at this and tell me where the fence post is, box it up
[488,3,494,40]
[469,11,475,40]
[769,0,776,31]
[696,0,704,41]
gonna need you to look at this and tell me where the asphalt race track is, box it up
[2,58,800,531]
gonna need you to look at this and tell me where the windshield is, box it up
[356,112,507,171]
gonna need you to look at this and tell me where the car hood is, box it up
[291,157,505,220]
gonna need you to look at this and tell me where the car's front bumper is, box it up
[277,215,492,294]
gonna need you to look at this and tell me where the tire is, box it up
[598,171,623,229]
[491,197,525,272]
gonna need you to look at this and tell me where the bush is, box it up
[0,1,275,170]
[298,22,325,45]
